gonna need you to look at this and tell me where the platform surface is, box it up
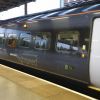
[0,64,95,100]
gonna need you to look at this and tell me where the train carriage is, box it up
[0,0,100,89]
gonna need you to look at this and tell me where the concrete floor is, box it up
[0,64,95,100]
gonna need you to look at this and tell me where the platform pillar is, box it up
[24,3,27,15]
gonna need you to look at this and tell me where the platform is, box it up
[0,64,95,100]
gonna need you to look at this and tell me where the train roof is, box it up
[0,0,100,26]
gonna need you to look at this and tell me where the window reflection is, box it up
[34,32,51,50]
[7,33,17,48]
[56,31,89,58]
[0,33,4,48]
[19,33,31,48]
[56,31,79,54]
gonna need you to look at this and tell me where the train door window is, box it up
[7,33,17,48]
[56,31,79,55]
[33,32,51,50]
[19,33,31,48]
[0,33,4,48]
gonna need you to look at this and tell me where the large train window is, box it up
[33,32,51,50]
[56,31,79,54]
[19,33,31,48]
[56,31,89,58]
[7,33,17,48]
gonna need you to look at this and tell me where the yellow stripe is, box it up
[88,86,100,92]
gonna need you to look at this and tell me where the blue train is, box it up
[0,0,100,90]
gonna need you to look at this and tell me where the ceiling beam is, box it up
[0,0,35,12]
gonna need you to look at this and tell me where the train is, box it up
[0,0,100,89]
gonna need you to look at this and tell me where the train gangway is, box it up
[0,64,95,100]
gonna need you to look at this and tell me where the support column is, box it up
[24,3,27,15]
[60,0,64,8]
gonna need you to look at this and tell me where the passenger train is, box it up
[0,0,100,89]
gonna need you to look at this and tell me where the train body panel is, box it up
[16,14,91,32]
[0,26,90,83]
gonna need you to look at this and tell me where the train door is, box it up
[6,29,19,63]
[90,18,100,88]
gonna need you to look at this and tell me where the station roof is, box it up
[0,0,35,12]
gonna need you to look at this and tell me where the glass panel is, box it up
[83,4,100,11]
[56,31,79,54]
[33,32,51,50]
[56,31,89,58]
[0,33,4,48]
[28,14,44,20]
[59,8,78,16]
[41,12,59,18]
[0,34,4,44]
[7,33,17,48]
[19,33,31,48]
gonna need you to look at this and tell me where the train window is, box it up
[56,31,89,58]
[19,33,31,48]
[56,31,79,54]
[7,33,17,48]
[28,14,45,20]
[83,4,100,12]
[33,32,51,50]
[0,33,4,48]
[59,8,78,16]
[41,12,59,18]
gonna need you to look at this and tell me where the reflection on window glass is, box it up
[56,31,79,54]
[33,32,51,50]
[79,34,89,58]
[20,33,31,48]
[7,33,17,48]
[0,33,4,47]
[56,31,89,58]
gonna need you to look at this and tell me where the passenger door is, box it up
[90,18,100,88]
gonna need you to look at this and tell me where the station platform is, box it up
[0,64,95,100]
